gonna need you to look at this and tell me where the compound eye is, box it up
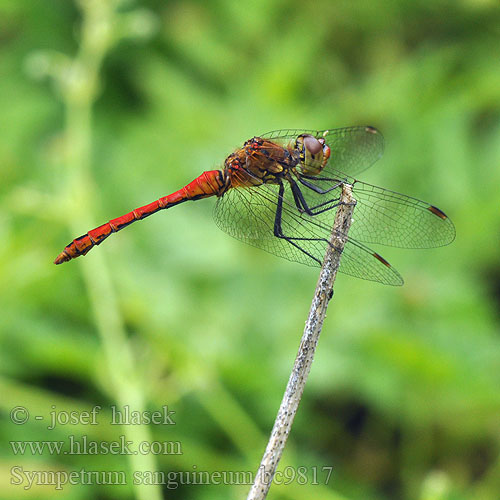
[302,135,322,155]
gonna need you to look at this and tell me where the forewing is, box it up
[350,182,456,248]
[297,177,456,249]
[261,126,384,178]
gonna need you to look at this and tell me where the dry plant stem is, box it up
[246,184,356,500]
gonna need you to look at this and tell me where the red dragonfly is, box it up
[54,126,455,285]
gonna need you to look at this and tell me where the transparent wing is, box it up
[296,176,456,248]
[351,181,456,247]
[213,183,404,286]
[260,126,384,178]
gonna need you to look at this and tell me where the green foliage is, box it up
[1,0,500,499]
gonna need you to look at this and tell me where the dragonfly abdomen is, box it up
[54,170,226,264]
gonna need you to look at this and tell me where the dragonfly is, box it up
[54,126,455,285]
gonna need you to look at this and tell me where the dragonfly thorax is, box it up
[225,137,297,188]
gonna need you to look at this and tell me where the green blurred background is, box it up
[1,0,500,499]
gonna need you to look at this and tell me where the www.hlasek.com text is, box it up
[10,435,182,456]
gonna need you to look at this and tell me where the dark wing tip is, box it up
[428,205,448,220]
[372,251,391,268]
[365,126,384,158]
[370,252,404,286]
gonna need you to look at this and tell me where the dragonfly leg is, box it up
[273,183,333,266]
[297,176,343,195]
[299,174,342,181]
[290,181,307,214]
[290,179,344,216]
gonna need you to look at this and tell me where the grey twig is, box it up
[246,183,356,500]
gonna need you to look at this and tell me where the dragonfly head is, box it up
[295,134,331,175]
